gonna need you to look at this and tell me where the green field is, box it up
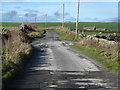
[1,22,118,36]
[1,22,21,29]
[33,22,119,36]
[1,22,118,31]
[33,22,118,31]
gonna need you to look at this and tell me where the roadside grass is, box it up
[71,44,119,75]
[52,27,119,76]
[2,23,45,87]
[2,30,32,87]
[52,27,79,41]
[54,29,77,41]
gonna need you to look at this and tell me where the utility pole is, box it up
[26,16,28,23]
[62,4,64,28]
[35,17,36,23]
[45,14,47,28]
[75,0,80,39]
[26,18,27,23]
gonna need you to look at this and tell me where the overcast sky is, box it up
[0,1,118,22]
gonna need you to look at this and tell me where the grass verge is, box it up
[71,44,119,75]
[52,27,79,41]
[51,27,119,75]
[2,24,45,88]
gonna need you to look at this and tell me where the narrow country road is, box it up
[6,30,119,90]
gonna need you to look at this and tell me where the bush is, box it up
[28,31,43,38]
[2,24,45,87]
[2,29,32,87]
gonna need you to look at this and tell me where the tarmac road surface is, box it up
[6,30,119,90]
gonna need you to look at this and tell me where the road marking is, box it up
[57,80,68,84]
[63,72,85,75]
[72,78,103,82]
[49,85,58,88]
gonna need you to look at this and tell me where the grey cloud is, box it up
[96,17,118,22]
[24,12,37,17]
[39,13,71,22]
[84,18,99,21]
[24,9,39,13]
[66,17,76,22]
[48,16,60,21]
[14,6,21,9]
[24,13,29,17]
[82,17,119,22]
[105,17,118,22]
[37,14,61,22]
[2,10,19,22]
[8,11,18,18]
[3,10,18,19]
[54,12,61,17]
[54,11,70,17]
[65,12,70,16]
[8,0,24,2]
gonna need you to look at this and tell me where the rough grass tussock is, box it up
[2,23,45,87]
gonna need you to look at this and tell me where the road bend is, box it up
[6,30,119,90]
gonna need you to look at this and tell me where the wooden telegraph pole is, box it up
[45,14,47,28]
[75,0,80,39]
[62,4,64,28]
[35,17,36,23]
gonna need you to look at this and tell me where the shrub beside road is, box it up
[2,23,45,87]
